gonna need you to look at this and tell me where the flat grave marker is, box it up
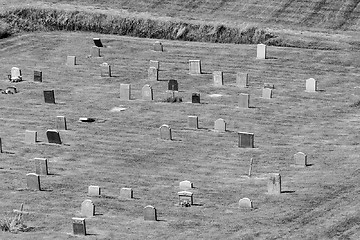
[88,186,101,196]
[267,173,281,195]
[44,90,55,104]
[306,78,317,92]
[72,217,86,236]
[239,93,250,108]
[66,56,76,66]
[213,71,223,86]
[236,73,249,88]
[188,116,198,129]
[148,67,158,81]
[100,62,111,77]
[55,116,67,130]
[35,158,48,175]
[238,132,254,148]
[93,38,103,47]
[294,152,307,166]
[160,124,172,140]
[144,205,157,221]
[168,80,178,91]
[214,118,226,132]
[257,44,267,59]
[81,200,95,218]
[26,173,41,191]
[189,60,201,74]
[192,93,200,103]
[34,70,42,82]
[120,188,133,199]
[46,129,62,144]
[120,84,131,100]
[25,130,37,144]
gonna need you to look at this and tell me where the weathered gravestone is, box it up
[34,158,48,175]
[88,185,101,196]
[236,72,249,88]
[90,46,100,57]
[188,116,198,129]
[257,44,267,59]
[11,67,22,82]
[168,80,178,91]
[81,199,95,218]
[34,70,42,82]
[100,63,111,77]
[25,130,37,144]
[306,78,317,92]
[238,132,254,148]
[213,71,223,86]
[141,84,153,101]
[238,198,253,209]
[294,152,307,166]
[46,130,62,144]
[160,124,172,140]
[44,90,55,104]
[267,173,281,195]
[189,60,201,74]
[66,56,76,66]
[178,191,193,206]
[153,41,163,51]
[148,67,158,81]
[149,60,159,70]
[26,173,41,190]
[55,116,67,130]
[214,118,226,132]
[264,83,275,89]
[144,205,157,221]
[120,84,131,100]
[93,38,103,47]
[120,187,133,199]
[262,88,273,99]
[72,217,86,236]
[239,93,250,108]
[179,180,193,191]
[191,93,201,104]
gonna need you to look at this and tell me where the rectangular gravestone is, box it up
[294,152,307,166]
[148,67,158,81]
[149,60,159,70]
[120,84,131,100]
[100,63,111,77]
[72,217,86,236]
[34,70,42,82]
[192,93,200,103]
[11,67,22,81]
[0,138,2,153]
[25,130,37,144]
[179,180,193,191]
[120,188,133,199]
[160,124,172,140]
[306,78,317,92]
[257,44,267,59]
[168,80,178,91]
[236,73,249,88]
[46,130,62,144]
[153,41,163,52]
[81,200,95,218]
[267,173,281,194]
[35,158,48,175]
[239,93,249,108]
[55,116,67,130]
[214,118,226,132]
[188,116,198,129]
[44,90,55,104]
[26,173,41,190]
[238,132,254,148]
[67,56,76,66]
[93,38,103,47]
[178,191,193,206]
[88,185,101,196]
[144,205,157,221]
[90,46,100,57]
[189,60,201,74]
[213,71,223,86]
[141,84,153,101]
[262,88,273,99]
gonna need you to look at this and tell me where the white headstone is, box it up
[120,84,131,100]
[262,88,273,99]
[236,73,249,88]
[189,60,201,74]
[214,118,226,132]
[179,180,193,190]
[213,71,223,86]
[306,78,317,92]
[66,56,76,66]
[238,198,253,209]
[11,67,22,81]
[267,173,281,195]
[294,152,307,166]
[88,185,101,196]
[81,199,95,218]
[257,44,267,59]
[160,124,172,140]
[141,84,153,101]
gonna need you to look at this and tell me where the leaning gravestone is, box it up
[257,44,267,59]
[55,116,67,130]
[93,38,103,47]
[179,180,193,191]
[141,84,153,101]
[214,118,226,132]
[168,80,178,91]
[238,198,253,209]
[192,93,200,103]
[238,132,254,148]
[120,84,131,100]
[236,73,249,88]
[144,205,157,221]
[46,130,62,144]
[149,60,159,70]
[189,60,201,74]
[67,56,76,66]
[100,63,111,77]
[26,173,41,191]
[88,186,101,196]
[148,67,158,81]
[35,158,48,175]
[178,191,193,206]
[306,78,317,92]
[72,217,86,236]
[294,152,307,166]
[239,93,250,108]
[160,124,172,140]
[267,173,281,195]
[213,71,223,86]
[153,41,163,52]
[11,67,22,82]
[262,88,273,99]
[34,70,42,82]
[81,200,95,218]
[90,46,100,57]
[120,188,133,199]
[43,90,55,104]
[188,116,198,129]
[25,130,37,144]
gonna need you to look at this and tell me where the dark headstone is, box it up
[35,158,48,175]
[192,93,200,103]
[238,132,254,148]
[93,38,103,47]
[46,129,62,144]
[168,80,178,91]
[72,217,86,236]
[44,90,55,104]
[0,138,2,153]
[34,70,42,82]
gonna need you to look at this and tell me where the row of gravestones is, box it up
[8,67,42,82]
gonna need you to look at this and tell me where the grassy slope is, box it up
[1,31,360,239]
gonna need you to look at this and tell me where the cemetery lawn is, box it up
[1,31,360,239]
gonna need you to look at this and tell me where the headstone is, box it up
[267,173,281,195]
[34,70,42,82]
[294,152,307,166]
[100,63,111,77]
[159,124,172,140]
[44,90,55,104]
[72,217,86,236]
[11,67,22,81]
[81,199,95,218]
[239,93,249,108]
[188,116,198,129]
[168,80,178,91]
[120,188,133,199]
[257,44,267,59]
[214,118,226,132]
[264,83,274,89]
[26,173,41,190]
[93,38,103,47]
[46,129,62,144]
[192,93,200,103]
[141,84,153,101]
[262,88,273,99]
[236,72,249,88]
[179,180,193,190]
[34,158,48,175]
[306,78,317,92]
[67,56,76,66]
[213,71,223,86]
[189,60,201,74]
[148,67,158,81]
[149,60,159,70]
[90,46,100,57]
[25,130,37,144]
[55,116,67,130]
[153,41,163,52]
[238,198,253,209]
[0,138,2,153]
[144,205,157,221]
[238,132,254,148]
[178,191,193,206]
[88,186,101,196]
[120,84,131,100]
